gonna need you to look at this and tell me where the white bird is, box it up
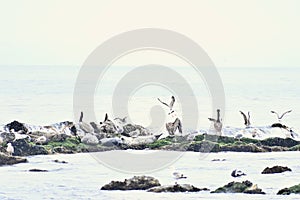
[208,109,223,133]
[158,96,175,115]
[271,110,292,123]
[6,143,14,156]
[240,111,251,127]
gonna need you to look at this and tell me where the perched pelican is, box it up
[166,118,182,135]
[240,111,251,127]
[158,96,175,115]
[208,109,223,133]
[6,143,14,156]
[271,110,292,122]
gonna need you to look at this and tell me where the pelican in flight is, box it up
[240,111,251,128]
[158,96,175,115]
[271,110,292,122]
[208,109,222,133]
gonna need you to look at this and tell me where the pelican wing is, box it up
[240,111,248,125]
[157,98,170,108]
[169,96,175,109]
[271,111,280,119]
[279,110,292,119]
[208,118,216,122]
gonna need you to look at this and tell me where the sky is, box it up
[0,0,299,67]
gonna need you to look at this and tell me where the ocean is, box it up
[0,66,299,131]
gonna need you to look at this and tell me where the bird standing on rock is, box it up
[208,109,223,134]
[6,143,14,156]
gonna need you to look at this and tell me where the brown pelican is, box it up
[158,96,175,115]
[240,111,251,127]
[166,118,182,135]
[271,110,292,122]
[208,109,222,133]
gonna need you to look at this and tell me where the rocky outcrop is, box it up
[101,176,161,190]
[260,137,299,148]
[212,181,265,194]
[81,133,99,145]
[261,166,292,174]
[148,184,209,193]
[28,169,48,172]
[11,139,48,156]
[0,152,27,166]
[5,120,28,133]
[0,132,15,143]
[277,184,300,195]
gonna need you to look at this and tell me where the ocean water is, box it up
[0,66,299,131]
[0,151,300,200]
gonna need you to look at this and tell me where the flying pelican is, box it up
[208,109,222,133]
[157,96,175,115]
[240,111,251,127]
[271,110,292,122]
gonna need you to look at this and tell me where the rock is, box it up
[212,181,265,194]
[49,133,70,142]
[122,124,150,136]
[187,141,220,152]
[101,176,161,190]
[11,139,48,156]
[261,137,299,148]
[28,169,48,172]
[220,144,265,152]
[81,133,99,145]
[53,146,74,154]
[277,184,300,195]
[0,132,16,143]
[53,159,68,164]
[5,120,28,133]
[231,169,246,177]
[100,137,123,147]
[148,184,209,193]
[261,165,292,174]
[0,152,27,166]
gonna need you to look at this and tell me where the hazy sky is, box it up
[0,0,299,67]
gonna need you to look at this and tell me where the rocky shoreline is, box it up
[1,120,300,160]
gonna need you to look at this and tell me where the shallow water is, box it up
[1,151,300,199]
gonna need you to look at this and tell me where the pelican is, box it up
[271,110,292,122]
[240,111,251,127]
[6,143,14,156]
[208,109,223,133]
[173,172,187,180]
[158,96,175,115]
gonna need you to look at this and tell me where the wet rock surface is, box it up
[0,152,27,166]
[212,181,265,194]
[147,184,209,193]
[101,176,161,190]
[261,165,292,174]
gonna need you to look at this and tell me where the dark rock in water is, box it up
[0,132,16,143]
[11,139,48,156]
[231,169,246,177]
[0,152,27,166]
[53,159,68,164]
[147,184,209,193]
[101,176,160,190]
[28,169,48,172]
[212,180,265,194]
[277,184,300,195]
[260,137,299,148]
[6,120,28,133]
[261,165,291,174]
